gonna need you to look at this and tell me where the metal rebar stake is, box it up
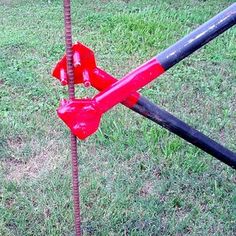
[63,0,81,235]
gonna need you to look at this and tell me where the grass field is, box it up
[0,0,236,235]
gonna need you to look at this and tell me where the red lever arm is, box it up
[94,58,164,112]
[57,58,164,139]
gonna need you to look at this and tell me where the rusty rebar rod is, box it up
[63,0,81,235]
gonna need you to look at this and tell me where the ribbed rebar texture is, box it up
[63,0,81,235]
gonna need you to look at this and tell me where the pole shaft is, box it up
[157,3,236,69]
[132,97,236,169]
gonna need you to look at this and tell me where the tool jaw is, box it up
[52,41,159,140]
[57,98,102,140]
[53,42,103,140]
[52,42,96,86]
[52,41,141,140]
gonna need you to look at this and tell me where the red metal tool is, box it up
[55,50,164,139]
[53,3,236,141]
[52,3,236,235]
[53,42,141,139]
[53,39,236,169]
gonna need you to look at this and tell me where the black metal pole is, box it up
[123,3,236,169]
[132,3,236,168]
[156,3,236,70]
[132,97,236,169]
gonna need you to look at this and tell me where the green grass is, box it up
[0,0,236,235]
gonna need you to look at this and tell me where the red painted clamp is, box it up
[53,42,141,139]
[53,42,165,139]
[53,42,165,140]
[52,43,96,87]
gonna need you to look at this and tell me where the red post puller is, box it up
[53,43,142,139]
[53,3,236,169]
[53,3,236,140]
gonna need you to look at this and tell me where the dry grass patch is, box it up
[2,140,65,182]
